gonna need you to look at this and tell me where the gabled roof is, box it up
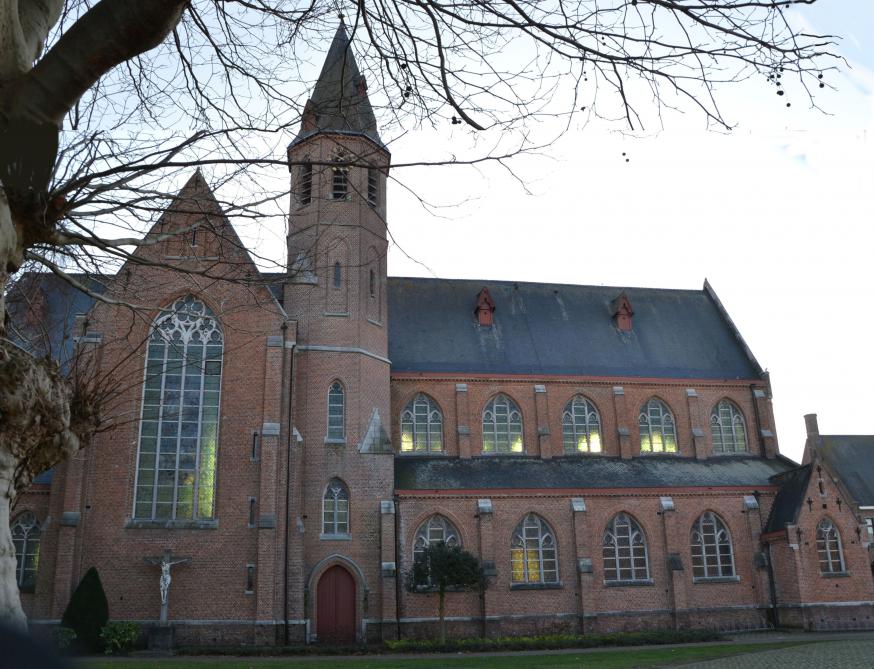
[387,277,763,379]
[815,435,874,508]
[292,23,381,147]
[395,455,792,492]
[764,464,812,533]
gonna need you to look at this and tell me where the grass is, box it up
[81,641,809,669]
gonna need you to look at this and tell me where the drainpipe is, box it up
[281,324,296,645]
[475,510,487,638]
[754,491,780,629]
[570,503,584,635]
[659,509,679,631]
[394,494,402,641]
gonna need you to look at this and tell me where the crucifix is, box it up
[145,550,191,626]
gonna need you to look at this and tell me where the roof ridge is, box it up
[388,275,705,293]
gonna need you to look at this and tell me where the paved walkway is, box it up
[685,637,874,668]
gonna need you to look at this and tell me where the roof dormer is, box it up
[611,292,634,332]
[475,287,495,326]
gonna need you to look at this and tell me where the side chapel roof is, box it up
[814,435,874,508]
[396,455,793,492]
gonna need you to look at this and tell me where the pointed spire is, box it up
[293,23,381,147]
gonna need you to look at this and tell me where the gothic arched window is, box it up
[400,394,443,453]
[639,398,677,453]
[710,400,748,454]
[510,514,558,584]
[413,515,460,562]
[322,479,350,535]
[326,381,345,442]
[11,512,40,591]
[691,512,735,578]
[331,150,349,200]
[603,513,649,582]
[562,395,602,453]
[816,518,845,574]
[482,394,523,454]
[135,295,222,520]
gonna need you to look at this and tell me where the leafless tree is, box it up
[0,0,837,627]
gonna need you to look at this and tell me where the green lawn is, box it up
[82,641,808,669]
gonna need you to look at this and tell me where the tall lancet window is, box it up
[135,296,223,520]
[11,512,40,591]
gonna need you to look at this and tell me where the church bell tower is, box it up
[283,22,395,642]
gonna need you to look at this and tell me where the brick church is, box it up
[11,24,874,645]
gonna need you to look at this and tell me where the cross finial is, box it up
[338,12,344,22]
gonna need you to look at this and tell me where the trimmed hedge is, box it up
[179,629,724,656]
[61,567,110,653]
[385,629,725,653]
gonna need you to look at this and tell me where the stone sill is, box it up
[510,582,562,591]
[692,576,741,584]
[324,438,346,446]
[821,571,850,578]
[125,518,218,530]
[397,451,447,457]
[604,579,654,588]
[320,533,352,541]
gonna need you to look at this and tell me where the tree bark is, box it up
[0,448,24,630]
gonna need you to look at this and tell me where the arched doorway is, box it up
[316,564,356,644]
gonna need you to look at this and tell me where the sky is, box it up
[375,2,874,463]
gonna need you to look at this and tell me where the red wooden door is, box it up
[316,565,356,644]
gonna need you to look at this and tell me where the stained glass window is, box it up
[562,396,602,453]
[639,399,677,453]
[511,514,558,584]
[691,512,735,578]
[603,513,649,582]
[323,479,350,535]
[482,394,523,454]
[711,400,748,454]
[413,515,460,562]
[816,518,845,574]
[11,512,40,590]
[134,296,222,520]
[400,394,443,453]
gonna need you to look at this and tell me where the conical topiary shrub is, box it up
[61,567,109,653]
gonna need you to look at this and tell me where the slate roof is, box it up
[387,277,763,379]
[6,272,105,367]
[763,464,811,533]
[816,436,874,507]
[395,455,793,492]
[291,23,382,147]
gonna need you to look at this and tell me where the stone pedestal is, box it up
[147,626,175,651]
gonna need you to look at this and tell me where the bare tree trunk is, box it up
[0,449,24,630]
[0,189,85,624]
[0,189,18,332]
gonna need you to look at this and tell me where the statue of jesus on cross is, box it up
[145,550,191,625]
